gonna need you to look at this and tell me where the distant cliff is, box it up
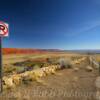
[2,48,46,55]
[2,48,63,55]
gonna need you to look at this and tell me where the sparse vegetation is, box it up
[1,53,100,100]
[58,58,72,69]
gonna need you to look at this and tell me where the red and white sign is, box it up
[0,21,9,37]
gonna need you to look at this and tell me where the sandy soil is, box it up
[0,58,99,100]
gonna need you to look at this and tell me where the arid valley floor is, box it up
[0,51,100,100]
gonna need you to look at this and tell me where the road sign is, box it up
[0,21,9,93]
[0,21,9,37]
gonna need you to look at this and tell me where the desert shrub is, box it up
[58,58,72,69]
[33,65,40,69]
[46,57,60,65]
[3,65,28,75]
[16,67,26,74]
[13,61,35,67]
[71,56,77,60]
[46,58,53,64]
[13,60,45,69]
[3,66,16,74]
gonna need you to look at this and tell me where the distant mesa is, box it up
[2,48,100,55]
[2,48,62,55]
[2,48,45,55]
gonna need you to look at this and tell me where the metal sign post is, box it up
[0,21,9,93]
[0,37,2,92]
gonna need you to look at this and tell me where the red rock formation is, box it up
[2,48,46,55]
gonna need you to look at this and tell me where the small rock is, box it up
[73,67,79,72]
[86,66,93,72]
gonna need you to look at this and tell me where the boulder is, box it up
[3,77,15,88]
[86,66,93,72]
[12,75,22,85]
[33,69,45,78]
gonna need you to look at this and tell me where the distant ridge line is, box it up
[2,48,100,54]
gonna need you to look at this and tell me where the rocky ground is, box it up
[0,58,100,100]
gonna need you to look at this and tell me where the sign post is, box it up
[0,21,9,92]
[0,37,2,92]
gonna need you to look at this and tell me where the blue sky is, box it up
[0,0,100,50]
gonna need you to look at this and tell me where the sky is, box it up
[0,0,100,50]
